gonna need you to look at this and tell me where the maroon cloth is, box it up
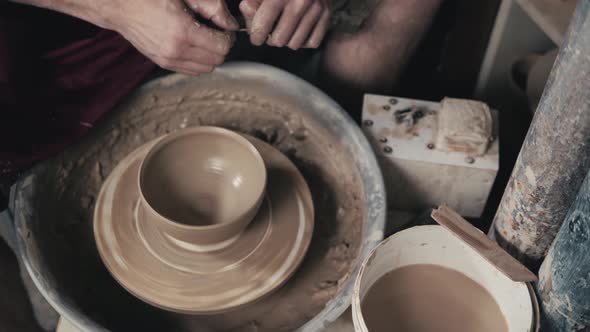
[0,3,157,178]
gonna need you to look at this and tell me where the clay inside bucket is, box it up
[352,226,533,332]
[23,73,366,331]
[361,264,508,332]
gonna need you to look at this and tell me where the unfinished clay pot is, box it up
[93,128,314,314]
[139,127,267,246]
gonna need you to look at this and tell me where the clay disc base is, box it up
[94,134,314,314]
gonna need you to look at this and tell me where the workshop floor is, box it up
[0,238,43,332]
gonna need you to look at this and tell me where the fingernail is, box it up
[252,37,264,46]
[273,36,286,47]
[240,1,257,16]
[227,16,239,30]
[250,29,264,45]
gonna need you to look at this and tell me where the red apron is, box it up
[0,2,157,178]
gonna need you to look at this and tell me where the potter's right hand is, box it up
[13,0,238,75]
[113,0,238,75]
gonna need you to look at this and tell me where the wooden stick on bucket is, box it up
[431,205,537,282]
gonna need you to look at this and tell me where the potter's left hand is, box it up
[239,0,331,50]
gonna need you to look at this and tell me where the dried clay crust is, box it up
[27,73,366,331]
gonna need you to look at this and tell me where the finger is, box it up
[269,0,312,47]
[178,46,225,66]
[239,0,262,26]
[250,0,284,46]
[287,2,322,50]
[185,20,235,56]
[304,8,330,48]
[155,58,215,75]
[187,0,239,31]
[239,0,262,32]
[167,65,213,76]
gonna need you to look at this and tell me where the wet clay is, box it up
[361,264,509,332]
[28,73,365,331]
[94,135,314,314]
[140,127,267,229]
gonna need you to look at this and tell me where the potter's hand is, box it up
[109,0,238,75]
[11,0,238,75]
[239,0,331,49]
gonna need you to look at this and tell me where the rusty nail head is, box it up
[384,146,393,154]
[363,119,373,127]
[389,98,398,105]
[383,105,391,111]
[466,157,475,164]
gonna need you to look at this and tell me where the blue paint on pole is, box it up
[538,169,590,331]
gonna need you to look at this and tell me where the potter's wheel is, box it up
[12,63,385,332]
[94,134,314,314]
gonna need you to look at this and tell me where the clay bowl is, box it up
[94,131,315,314]
[139,126,267,246]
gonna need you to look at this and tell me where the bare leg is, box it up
[321,0,441,114]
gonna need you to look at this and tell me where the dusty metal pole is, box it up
[537,169,590,331]
[490,0,590,267]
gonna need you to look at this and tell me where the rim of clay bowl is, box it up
[137,126,267,231]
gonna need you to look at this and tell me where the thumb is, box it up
[239,0,262,28]
[188,0,239,31]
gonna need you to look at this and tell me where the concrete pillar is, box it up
[537,168,590,331]
[490,0,590,268]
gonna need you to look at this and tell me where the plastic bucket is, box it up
[352,225,535,332]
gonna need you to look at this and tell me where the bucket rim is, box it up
[351,225,535,332]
